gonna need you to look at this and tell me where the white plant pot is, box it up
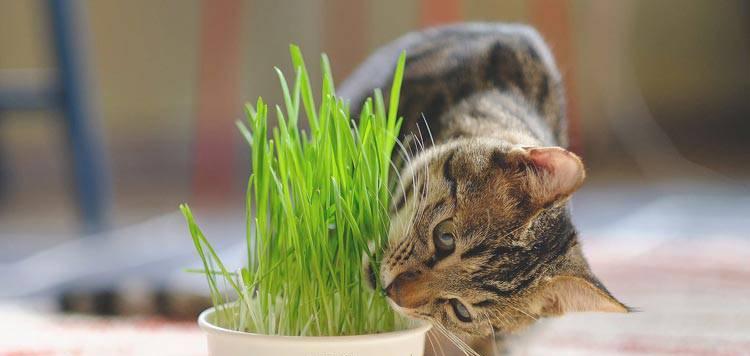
[199,307,432,356]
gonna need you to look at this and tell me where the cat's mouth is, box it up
[385,293,429,310]
[386,298,432,321]
[386,298,408,314]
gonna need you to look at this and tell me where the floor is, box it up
[1,179,749,355]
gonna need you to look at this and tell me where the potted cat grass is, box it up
[180,46,431,356]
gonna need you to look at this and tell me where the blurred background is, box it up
[0,0,748,355]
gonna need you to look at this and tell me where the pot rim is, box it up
[198,306,432,342]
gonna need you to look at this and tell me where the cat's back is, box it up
[340,22,567,146]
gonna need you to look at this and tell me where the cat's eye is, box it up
[432,220,456,257]
[450,299,472,323]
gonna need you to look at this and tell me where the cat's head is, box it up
[380,138,628,337]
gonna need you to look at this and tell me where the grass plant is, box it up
[180,45,408,336]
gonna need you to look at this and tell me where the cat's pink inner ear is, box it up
[523,147,585,205]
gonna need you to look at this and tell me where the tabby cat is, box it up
[340,23,630,355]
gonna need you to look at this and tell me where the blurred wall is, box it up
[0,0,748,235]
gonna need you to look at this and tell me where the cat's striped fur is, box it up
[341,23,629,355]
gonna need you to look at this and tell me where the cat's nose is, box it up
[385,270,428,308]
[385,271,419,294]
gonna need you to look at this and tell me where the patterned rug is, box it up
[0,309,204,355]
[510,236,750,356]
[2,236,748,356]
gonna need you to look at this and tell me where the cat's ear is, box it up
[530,275,630,316]
[528,244,631,315]
[510,146,585,207]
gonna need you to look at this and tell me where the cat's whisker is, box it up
[495,222,529,244]
[421,113,436,147]
[388,145,418,220]
[411,131,424,159]
[425,329,444,356]
[419,136,432,210]
[507,302,537,321]
[389,159,408,211]
[396,140,414,169]
[432,329,448,356]
[432,323,457,350]
[406,132,419,160]
[389,134,423,242]
[432,322,467,356]
[407,134,420,208]
[391,132,412,161]
[425,329,435,354]
[415,121,427,154]
[487,305,513,331]
[434,321,480,356]
[390,134,415,186]
[483,313,500,356]
[413,168,430,230]
[403,158,428,240]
